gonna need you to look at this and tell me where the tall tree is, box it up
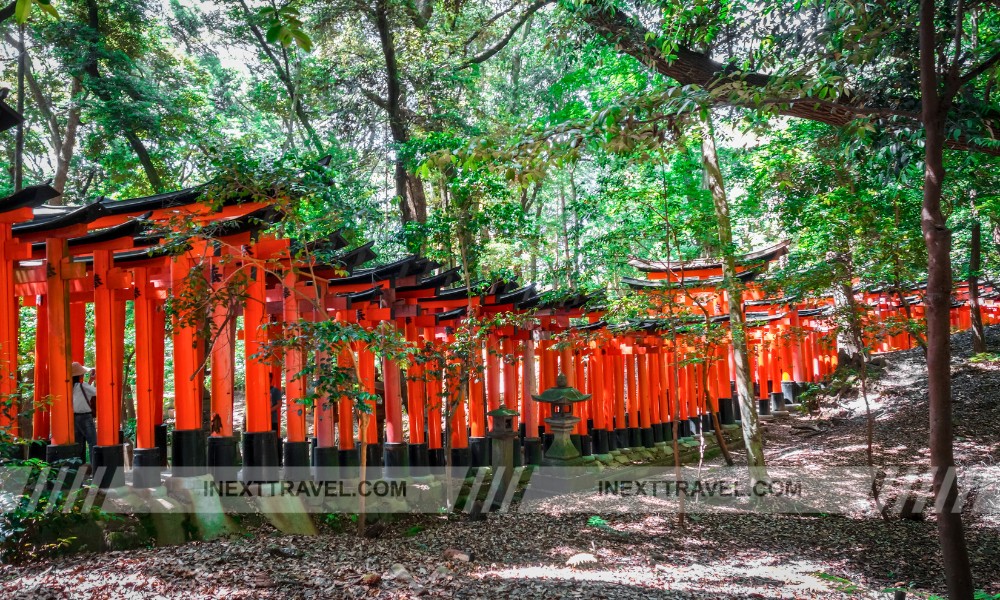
[699,113,767,478]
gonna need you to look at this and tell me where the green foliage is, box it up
[260,4,312,52]
[814,572,859,594]
[0,455,112,563]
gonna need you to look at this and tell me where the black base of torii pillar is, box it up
[92,444,126,489]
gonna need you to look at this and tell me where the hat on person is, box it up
[71,362,91,377]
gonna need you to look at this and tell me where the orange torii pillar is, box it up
[767,324,785,413]
[662,344,676,438]
[91,249,127,488]
[467,347,485,466]
[646,347,661,443]
[31,297,50,453]
[561,345,589,455]
[131,267,163,487]
[648,347,665,443]
[305,332,335,470]
[425,355,444,467]
[70,301,85,364]
[43,237,81,463]
[382,340,408,470]
[503,337,524,465]
[485,334,501,424]
[700,353,718,433]
[754,333,769,391]
[446,352,471,467]
[241,263,278,475]
[522,337,542,464]
[590,346,610,455]
[312,348,338,471]
[573,350,592,456]
[405,355,429,467]
[335,347,359,467]
[636,350,654,448]
[612,351,627,448]
[0,214,27,436]
[686,352,701,436]
[170,252,206,473]
[599,346,618,451]
[356,344,381,468]
[537,338,555,450]
[402,321,428,467]
[802,329,816,382]
[151,295,168,465]
[788,310,807,392]
[625,349,641,447]
[716,342,736,424]
[205,260,238,478]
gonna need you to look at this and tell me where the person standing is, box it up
[71,362,97,467]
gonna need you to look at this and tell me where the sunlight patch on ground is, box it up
[473,556,875,598]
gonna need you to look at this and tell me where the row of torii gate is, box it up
[0,181,996,488]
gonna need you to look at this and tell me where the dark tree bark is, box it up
[14,23,25,193]
[0,1,14,23]
[373,0,427,223]
[969,214,986,353]
[919,0,974,596]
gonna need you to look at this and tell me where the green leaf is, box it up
[265,24,284,44]
[291,29,313,52]
[38,2,58,18]
[14,0,31,23]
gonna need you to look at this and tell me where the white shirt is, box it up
[72,381,97,414]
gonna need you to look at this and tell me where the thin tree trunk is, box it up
[919,1,974,595]
[558,182,572,289]
[530,191,543,282]
[831,271,865,369]
[14,24,25,193]
[54,78,83,195]
[969,214,986,353]
[699,113,768,484]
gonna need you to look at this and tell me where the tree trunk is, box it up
[969,216,986,353]
[375,0,426,224]
[53,79,83,196]
[919,1,974,595]
[14,24,25,193]
[699,113,767,482]
[829,249,866,369]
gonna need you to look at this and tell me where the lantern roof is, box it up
[531,373,591,404]
[487,406,519,418]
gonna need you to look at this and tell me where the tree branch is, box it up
[460,0,552,68]
[463,0,521,49]
[573,0,1000,155]
[959,45,1000,86]
[360,88,389,111]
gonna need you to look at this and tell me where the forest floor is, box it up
[2,330,1000,599]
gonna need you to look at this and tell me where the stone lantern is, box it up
[488,406,519,467]
[487,406,520,509]
[531,373,590,466]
